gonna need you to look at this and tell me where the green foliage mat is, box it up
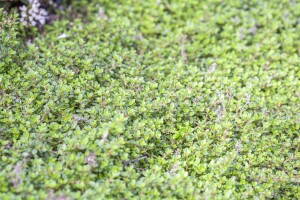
[1,0,300,199]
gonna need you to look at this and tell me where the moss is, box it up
[1,1,300,199]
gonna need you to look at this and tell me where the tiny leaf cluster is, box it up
[1,0,300,199]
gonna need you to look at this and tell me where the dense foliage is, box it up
[1,0,300,199]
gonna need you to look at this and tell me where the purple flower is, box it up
[19,0,48,27]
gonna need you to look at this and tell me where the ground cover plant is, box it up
[1,0,300,199]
